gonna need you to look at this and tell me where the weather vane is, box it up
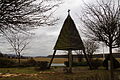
[68,9,70,14]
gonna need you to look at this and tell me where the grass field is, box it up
[0,58,120,80]
[33,58,68,63]
[10,57,68,64]
[12,57,120,65]
[0,67,116,80]
[0,67,39,74]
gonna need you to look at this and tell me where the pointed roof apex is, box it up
[68,9,70,15]
[54,11,85,50]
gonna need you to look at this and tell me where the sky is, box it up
[0,0,118,56]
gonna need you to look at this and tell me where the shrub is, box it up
[35,61,49,70]
[0,58,16,68]
[103,55,120,69]
[18,58,37,67]
[22,58,36,67]
[0,53,3,57]
[26,58,37,66]
[91,59,103,69]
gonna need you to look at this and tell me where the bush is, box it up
[64,61,88,67]
[103,55,120,69]
[0,58,16,68]
[26,58,37,66]
[35,61,49,70]
[20,58,37,67]
[91,59,103,69]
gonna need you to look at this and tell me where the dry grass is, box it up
[33,58,68,63]
[12,57,120,64]
[10,57,68,63]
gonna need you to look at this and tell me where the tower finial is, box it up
[68,9,70,14]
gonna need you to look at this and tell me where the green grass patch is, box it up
[0,67,39,74]
[0,67,119,80]
[0,76,40,80]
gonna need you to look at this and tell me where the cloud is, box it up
[0,0,95,56]
[1,0,116,56]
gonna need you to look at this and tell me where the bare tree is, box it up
[81,0,120,80]
[3,31,32,64]
[0,0,61,32]
[0,0,61,64]
[83,39,99,61]
[74,50,83,62]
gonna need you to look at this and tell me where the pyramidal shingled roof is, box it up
[54,12,85,50]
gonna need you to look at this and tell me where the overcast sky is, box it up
[0,0,117,56]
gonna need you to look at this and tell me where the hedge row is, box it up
[0,58,49,70]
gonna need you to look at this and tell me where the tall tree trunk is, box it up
[109,46,114,80]
[18,52,21,65]
[83,50,93,70]
[88,53,93,64]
